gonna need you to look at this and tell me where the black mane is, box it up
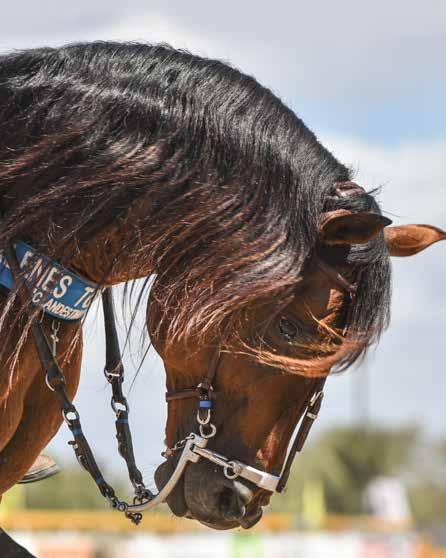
[0,41,391,372]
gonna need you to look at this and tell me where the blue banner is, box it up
[0,241,99,321]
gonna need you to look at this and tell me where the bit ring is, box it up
[199,423,217,439]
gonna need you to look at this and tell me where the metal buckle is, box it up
[111,397,129,415]
[63,408,80,425]
[196,382,214,399]
[309,390,324,407]
[45,373,65,392]
[104,365,124,383]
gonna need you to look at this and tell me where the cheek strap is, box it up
[276,376,326,492]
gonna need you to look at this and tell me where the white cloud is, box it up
[322,134,446,223]
[321,133,446,324]
[1,1,445,103]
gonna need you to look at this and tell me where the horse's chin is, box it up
[154,460,188,517]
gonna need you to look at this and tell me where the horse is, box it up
[0,40,444,549]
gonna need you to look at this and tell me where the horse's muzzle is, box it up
[155,457,265,530]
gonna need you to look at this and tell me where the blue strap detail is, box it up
[0,241,98,322]
[95,476,105,485]
[117,417,129,424]
[199,399,212,409]
[71,427,83,436]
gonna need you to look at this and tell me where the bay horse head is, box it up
[0,42,444,533]
[149,199,444,529]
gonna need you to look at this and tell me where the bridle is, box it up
[3,243,358,524]
[161,253,358,496]
[163,353,326,495]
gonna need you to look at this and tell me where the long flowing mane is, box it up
[0,41,391,375]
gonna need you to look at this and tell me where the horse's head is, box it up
[149,199,445,530]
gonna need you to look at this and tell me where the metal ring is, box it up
[199,423,217,439]
[63,408,80,424]
[224,462,239,480]
[196,408,211,425]
[111,397,129,414]
[45,374,56,392]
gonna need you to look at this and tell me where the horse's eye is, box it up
[279,316,299,341]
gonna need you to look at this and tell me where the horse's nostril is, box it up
[218,487,246,521]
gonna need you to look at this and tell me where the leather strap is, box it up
[5,245,149,524]
[314,256,357,300]
[165,347,222,402]
[276,376,326,492]
[102,288,151,497]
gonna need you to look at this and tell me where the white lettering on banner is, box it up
[32,291,43,304]
[20,250,34,270]
[0,245,97,320]
[75,286,96,309]
[44,298,85,320]
[28,258,46,286]
[41,267,58,291]
[53,274,73,299]
[21,254,58,293]
[20,253,75,301]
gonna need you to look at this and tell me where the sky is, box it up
[0,1,445,483]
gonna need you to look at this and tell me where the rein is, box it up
[4,246,152,524]
[3,243,357,523]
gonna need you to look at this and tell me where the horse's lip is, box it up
[188,505,264,530]
[239,507,263,529]
[197,518,240,530]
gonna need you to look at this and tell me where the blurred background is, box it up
[1,1,445,556]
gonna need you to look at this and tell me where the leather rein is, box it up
[4,245,357,524]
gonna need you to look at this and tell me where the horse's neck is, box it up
[69,200,153,285]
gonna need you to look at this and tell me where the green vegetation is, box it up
[20,465,128,510]
[269,425,446,525]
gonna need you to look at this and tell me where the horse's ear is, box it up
[320,210,392,246]
[384,224,446,257]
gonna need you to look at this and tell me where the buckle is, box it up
[309,390,324,407]
[196,382,214,399]
[104,363,124,383]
